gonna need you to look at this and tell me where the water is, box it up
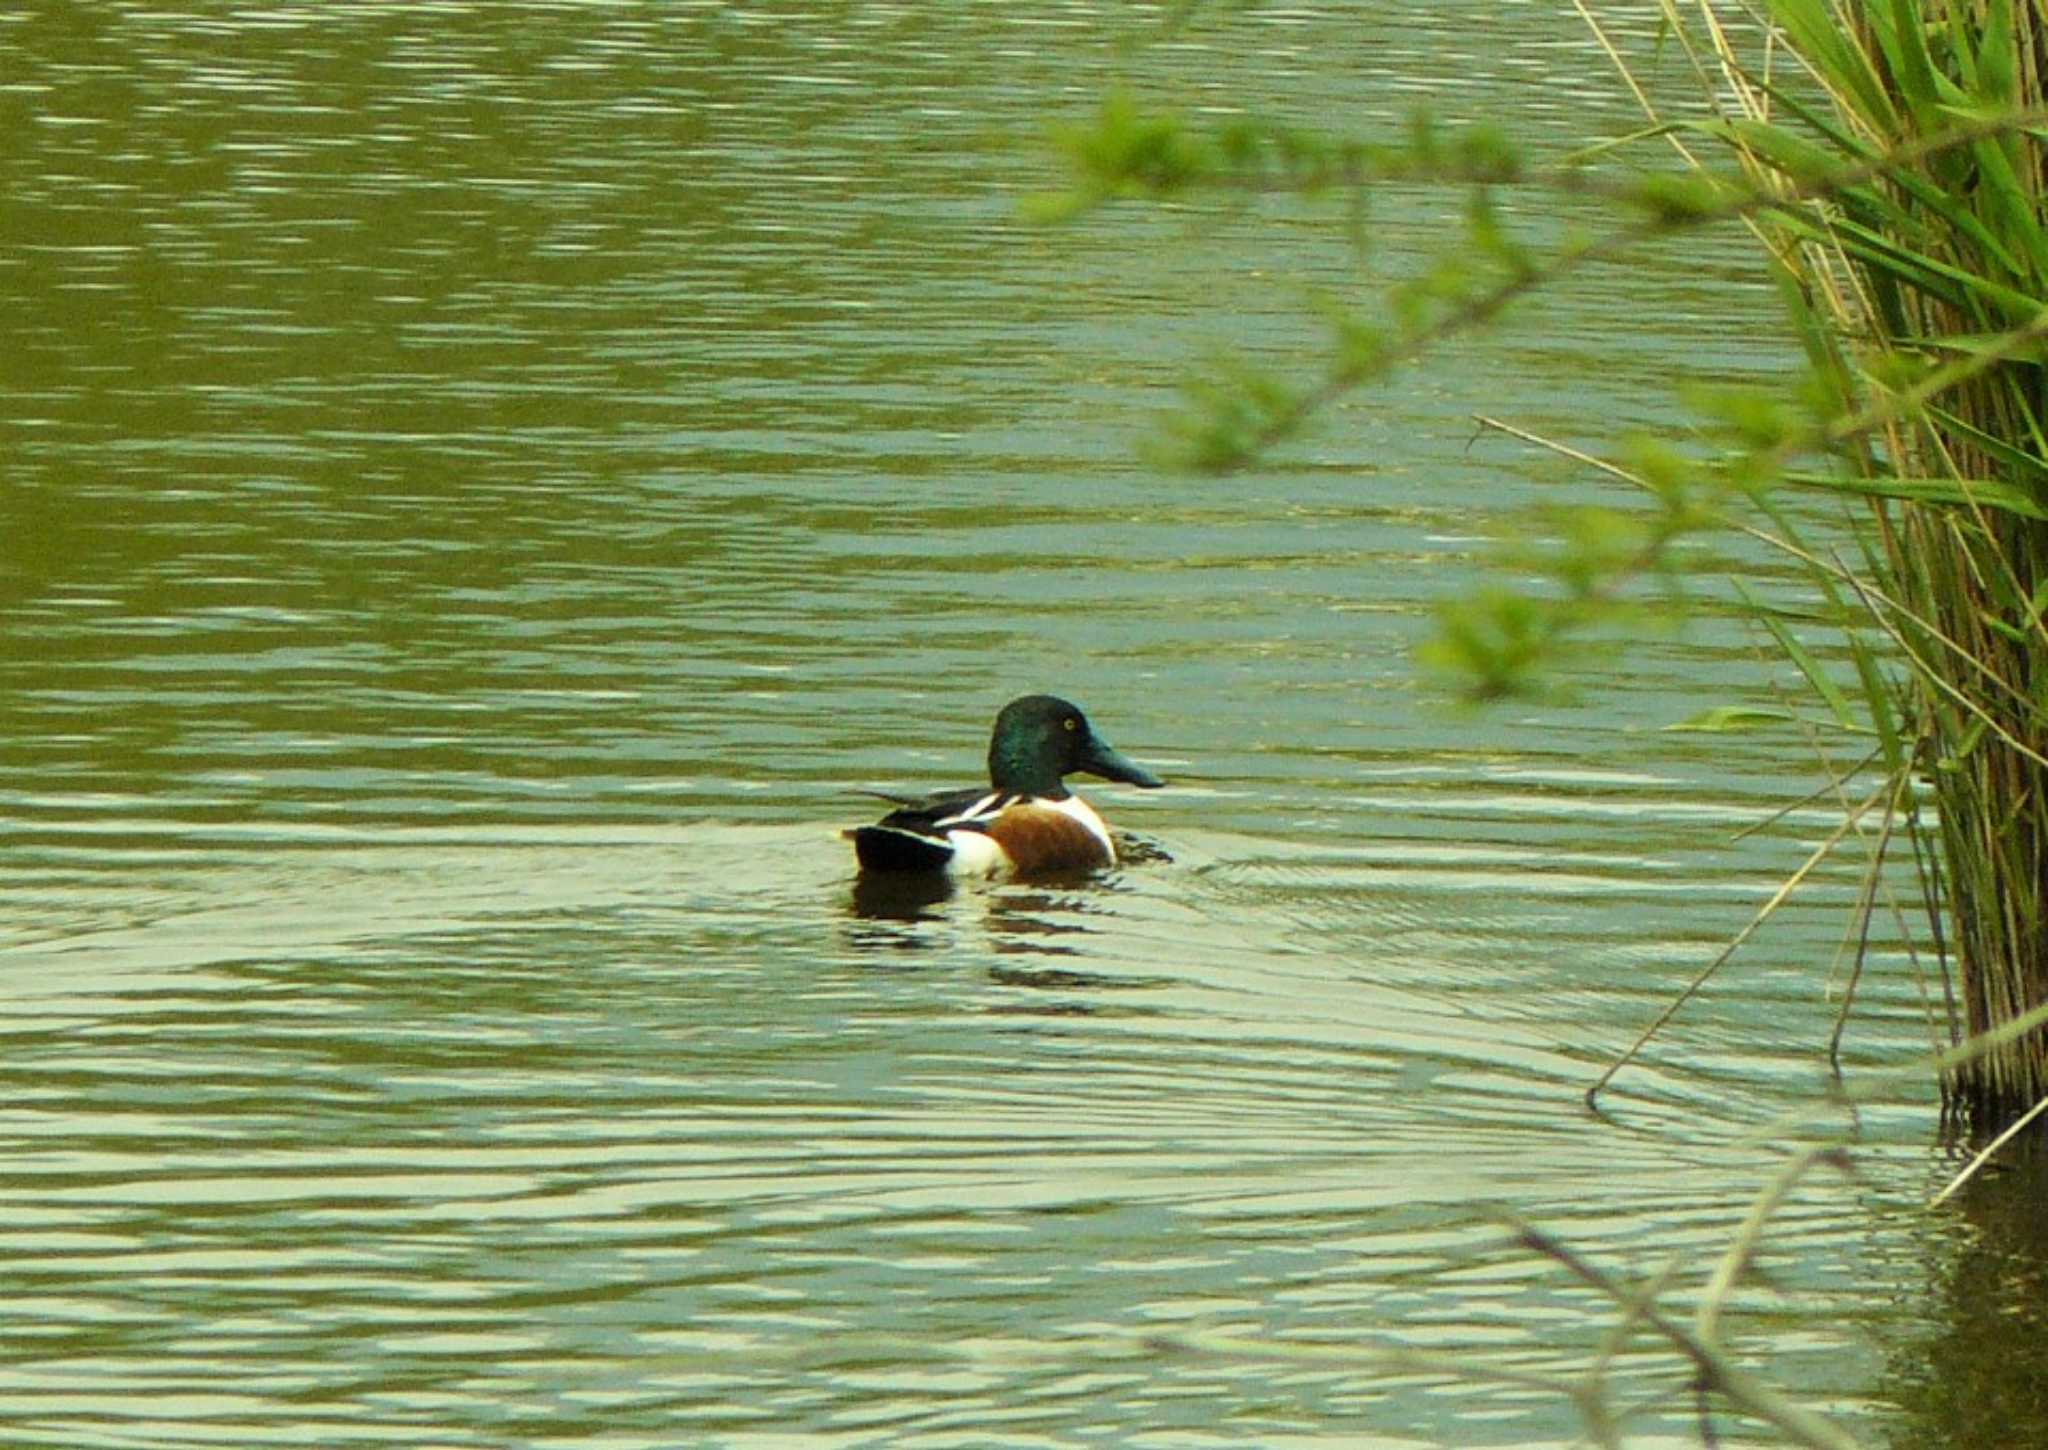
[0,4,2013,1447]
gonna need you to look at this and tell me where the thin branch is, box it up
[1834,557,2048,772]
[1586,782,1890,1108]
[1826,764,1910,1073]
[1509,1219,1866,1450]
[1730,747,1882,843]
[1470,414,2048,771]
[1696,1145,1854,1345]
[1929,1091,2048,1206]
[1899,767,1960,1048]
[1162,106,2048,469]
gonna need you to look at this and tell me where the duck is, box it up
[847,694,1165,877]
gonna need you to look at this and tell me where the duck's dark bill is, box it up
[1081,734,1165,789]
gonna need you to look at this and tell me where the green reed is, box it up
[1648,0,2048,1129]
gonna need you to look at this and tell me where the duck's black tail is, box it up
[847,825,953,874]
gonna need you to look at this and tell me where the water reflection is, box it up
[1882,1153,2048,1448]
[846,869,955,924]
[985,962,1130,997]
[844,869,1138,951]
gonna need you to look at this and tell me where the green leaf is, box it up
[1874,0,1944,126]
[1777,469,2048,521]
[1925,405,2048,484]
[1819,215,2041,321]
[1759,0,1896,130]
[1734,577,1860,731]
[1977,0,2019,111]
[1713,117,1852,187]
[1663,705,1801,733]
[1938,715,1990,769]
[1847,631,1905,772]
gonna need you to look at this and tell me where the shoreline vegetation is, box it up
[1041,0,2048,1138]
[1044,3,2048,1442]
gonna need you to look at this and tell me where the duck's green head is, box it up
[986,695,1165,798]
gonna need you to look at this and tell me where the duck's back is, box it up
[847,788,1000,874]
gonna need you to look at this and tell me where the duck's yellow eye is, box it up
[1064,718,1077,731]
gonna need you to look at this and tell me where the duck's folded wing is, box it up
[872,788,1007,836]
[845,789,1013,874]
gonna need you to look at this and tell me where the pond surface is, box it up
[0,4,2020,1447]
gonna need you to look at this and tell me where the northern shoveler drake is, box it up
[847,694,1165,878]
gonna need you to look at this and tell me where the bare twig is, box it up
[1586,782,1889,1108]
[1929,1092,2048,1206]
[1827,766,1911,1073]
[1507,1217,1866,1450]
